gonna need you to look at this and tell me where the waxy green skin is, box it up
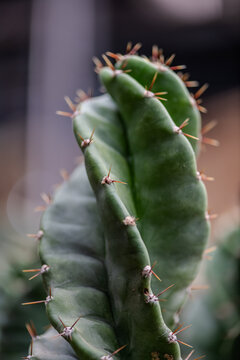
[30,51,210,359]
[74,67,209,325]
[39,166,121,359]
[39,165,181,359]
[115,55,201,154]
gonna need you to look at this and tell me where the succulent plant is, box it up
[22,45,215,359]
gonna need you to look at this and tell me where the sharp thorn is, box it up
[190,285,209,291]
[183,132,199,140]
[56,111,73,118]
[70,316,81,329]
[179,118,190,129]
[58,317,66,328]
[152,45,159,61]
[202,136,220,146]
[106,52,121,61]
[185,350,195,360]
[64,96,76,112]
[178,340,193,348]
[194,83,209,99]
[102,54,115,71]
[41,193,51,204]
[198,105,208,113]
[111,344,127,356]
[92,56,103,72]
[154,91,168,95]
[174,324,192,335]
[126,41,132,53]
[157,284,175,297]
[148,72,158,91]
[165,53,175,66]
[128,42,142,55]
[201,120,218,135]
[22,300,46,306]
[185,81,199,87]
[206,211,218,220]
[172,323,184,334]
[171,65,186,70]
[155,96,168,101]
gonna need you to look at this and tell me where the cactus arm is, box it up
[39,165,122,359]
[115,55,201,153]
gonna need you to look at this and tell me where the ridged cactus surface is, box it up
[40,166,124,359]
[74,58,209,325]
[24,47,211,360]
[114,54,201,153]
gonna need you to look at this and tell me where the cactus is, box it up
[23,46,212,359]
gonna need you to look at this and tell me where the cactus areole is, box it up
[25,45,212,360]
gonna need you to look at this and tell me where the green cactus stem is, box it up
[25,46,211,360]
[74,63,209,326]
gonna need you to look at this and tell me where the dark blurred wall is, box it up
[106,0,239,94]
[0,0,31,124]
[0,0,31,219]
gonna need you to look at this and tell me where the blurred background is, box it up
[0,0,239,358]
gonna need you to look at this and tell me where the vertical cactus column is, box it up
[74,57,209,327]
[22,46,212,360]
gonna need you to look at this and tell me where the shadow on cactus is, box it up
[22,44,216,359]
